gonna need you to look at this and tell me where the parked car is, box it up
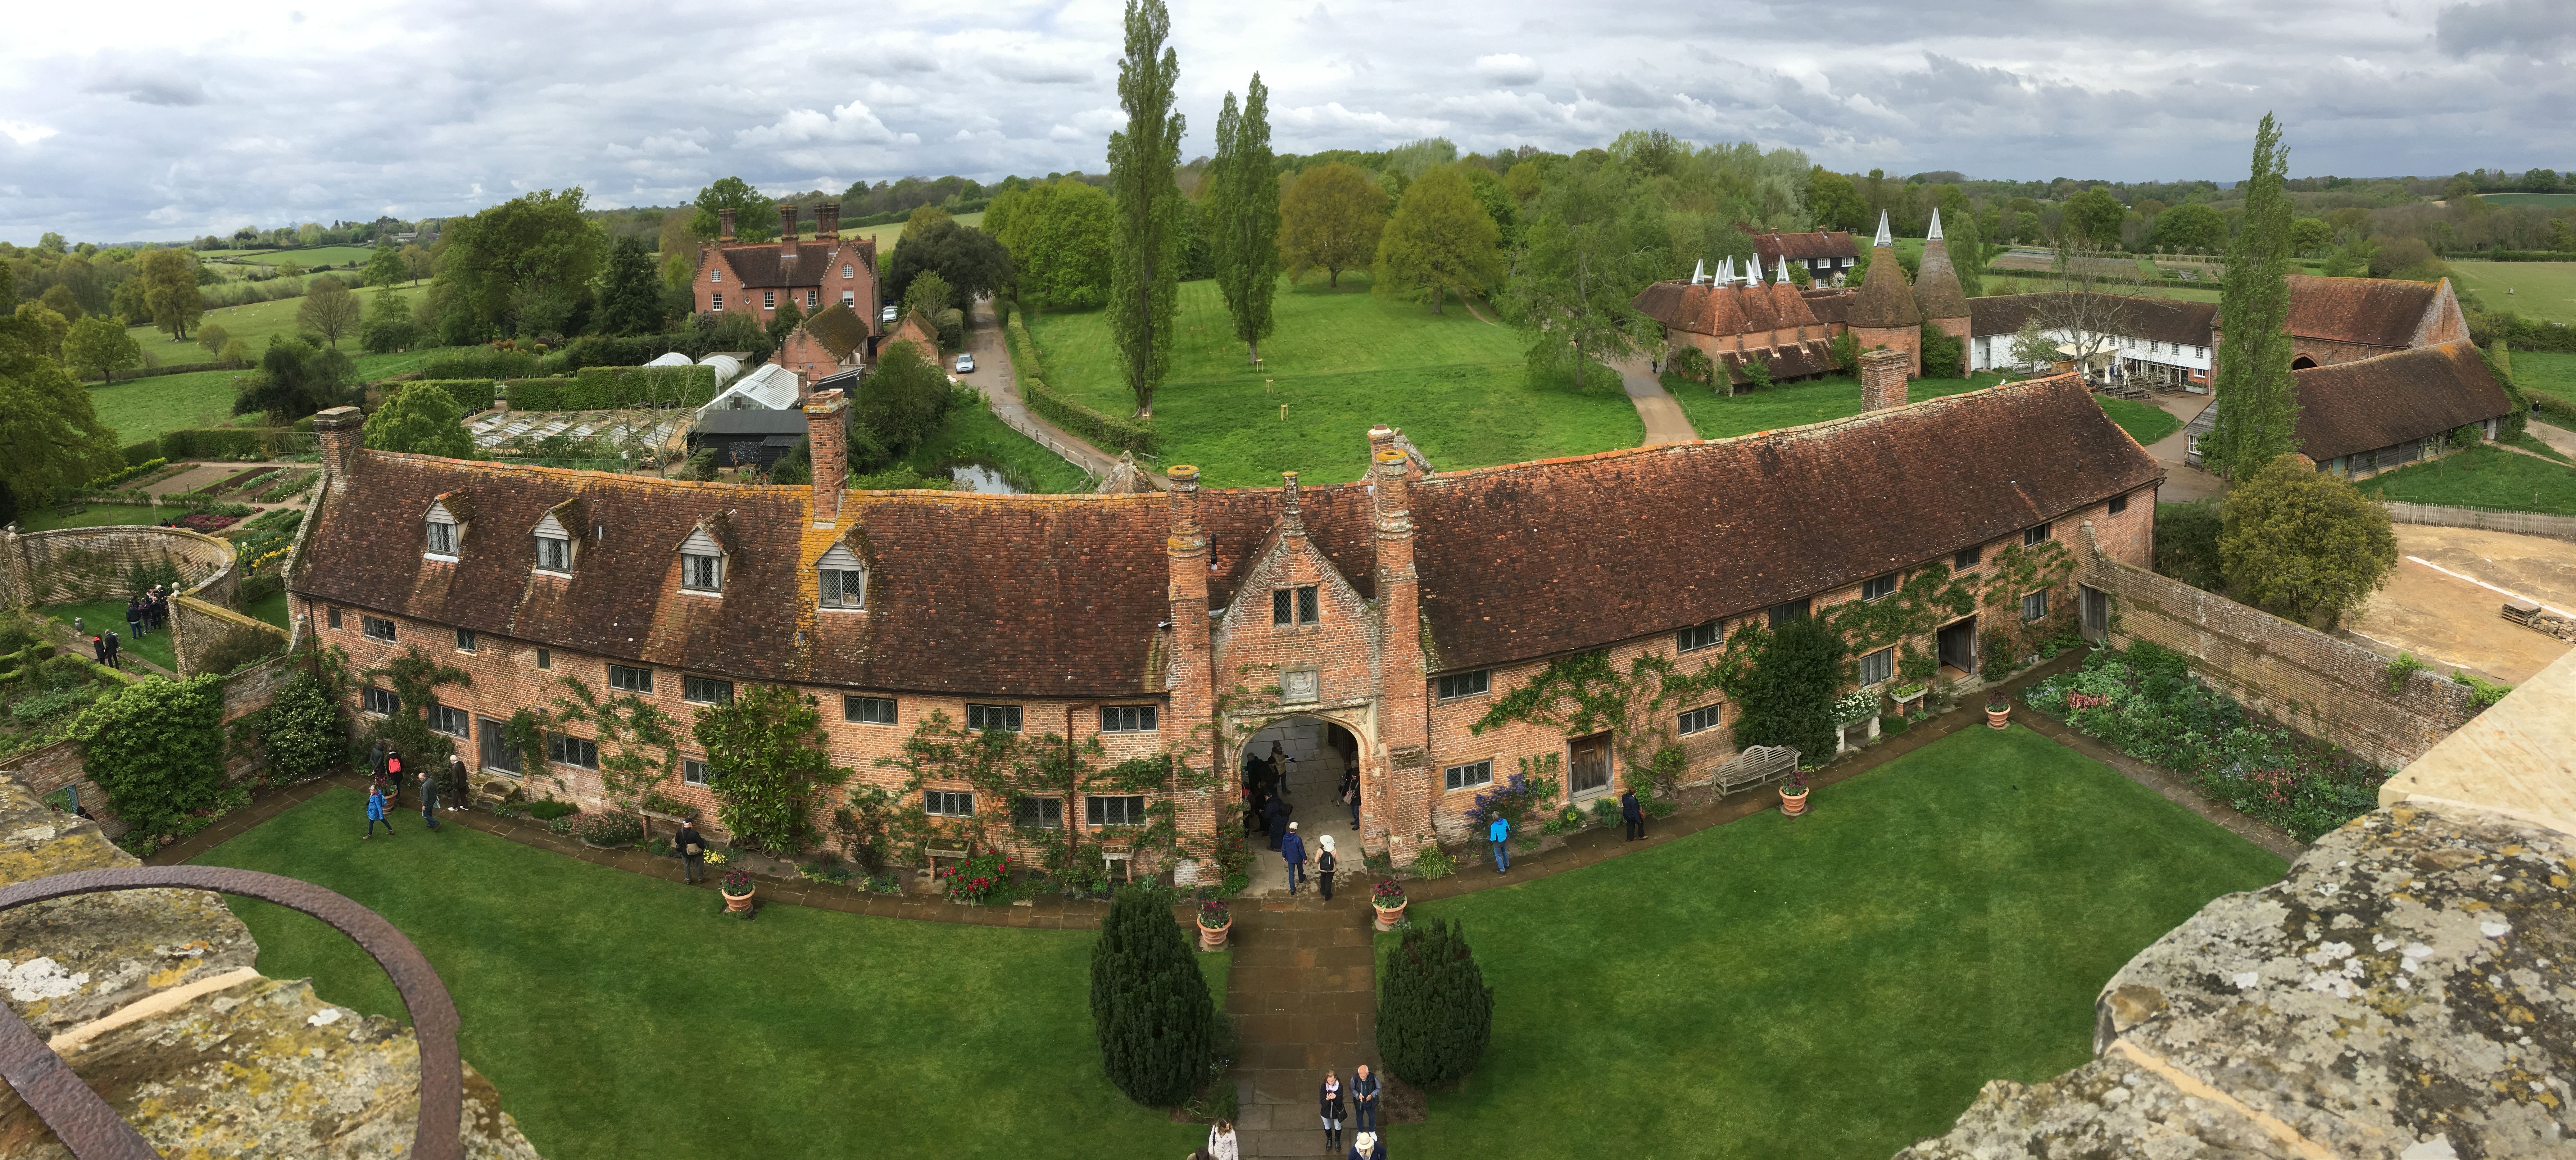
[880,305,898,324]
[954,353,976,374]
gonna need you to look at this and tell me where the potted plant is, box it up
[720,868,756,913]
[1197,899,1232,950]
[1371,879,1408,931]
[1889,682,1927,716]
[1780,770,1811,816]
[1987,692,2012,730]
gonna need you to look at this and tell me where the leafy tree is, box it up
[2061,188,2126,247]
[1726,616,1845,762]
[853,340,956,465]
[63,315,142,383]
[1378,918,1494,1090]
[595,234,664,337]
[39,284,83,323]
[431,188,608,340]
[2152,499,2225,589]
[399,244,433,284]
[362,381,474,458]
[68,675,229,839]
[985,179,1117,308]
[234,336,353,426]
[1089,881,1218,1106]
[901,271,954,329]
[297,275,362,347]
[765,296,805,343]
[219,337,249,366]
[251,671,348,784]
[1205,74,1283,363]
[1106,0,1186,417]
[888,219,1013,310]
[360,292,422,354]
[657,209,700,290]
[0,312,123,501]
[0,262,13,310]
[195,322,230,356]
[2219,453,2396,627]
[902,204,953,240]
[1374,165,1503,313]
[1507,153,1661,390]
[2202,115,2302,480]
[2150,203,2227,254]
[690,177,777,242]
[1946,202,1986,298]
[1806,167,1871,233]
[1277,161,1388,288]
[112,276,151,326]
[692,683,851,854]
[15,303,70,360]
[2289,216,2334,256]
[2007,316,2057,369]
[364,245,407,291]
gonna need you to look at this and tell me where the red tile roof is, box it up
[1739,228,1858,264]
[1846,245,1921,329]
[2291,341,2514,460]
[718,239,879,291]
[1630,281,1828,338]
[2283,275,2440,348]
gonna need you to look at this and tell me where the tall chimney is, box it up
[1368,443,1426,863]
[804,389,848,527]
[1162,463,1217,881]
[312,406,364,484]
[778,204,800,259]
[1859,347,1911,411]
[815,204,840,243]
[718,207,736,243]
[1280,471,1304,536]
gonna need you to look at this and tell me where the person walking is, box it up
[1205,1118,1239,1160]
[1488,812,1512,874]
[89,635,106,665]
[122,598,141,644]
[102,631,120,669]
[1319,1069,1347,1153]
[383,749,405,811]
[675,819,708,884]
[370,740,388,783]
[1621,787,1645,841]
[364,784,393,839]
[1340,766,1361,830]
[418,762,441,831]
[447,754,469,811]
[1316,834,1338,901]
[1281,822,1308,895]
[1348,1130,1386,1160]
[1351,1065,1381,1133]
[1263,792,1291,852]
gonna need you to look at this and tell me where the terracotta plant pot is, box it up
[1987,706,2011,730]
[1199,918,1231,951]
[1780,786,1810,817]
[721,889,755,913]
[1372,899,1408,932]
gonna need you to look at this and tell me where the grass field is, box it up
[124,283,433,366]
[2099,396,2185,445]
[90,347,456,446]
[1384,725,2286,1160]
[199,245,384,267]
[42,601,176,670]
[2356,443,2576,515]
[244,589,292,630]
[1028,274,1639,487]
[193,786,1227,1160]
[2519,350,2576,402]
[15,504,165,532]
[838,211,985,252]
[905,395,1096,493]
[2474,193,2576,209]
[2448,261,2576,325]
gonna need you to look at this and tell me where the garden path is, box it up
[1610,356,1700,446]
[2141,394,2226,501]
[2531,420,2576,460]
[965,298,1144,487]
[1224,900,1385,1158]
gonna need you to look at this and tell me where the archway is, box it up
[2291,355,2318,370]
[1236,715,1361,893]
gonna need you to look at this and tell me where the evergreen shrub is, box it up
[1378,918,1493,1090]
[1089,881,1217,1106]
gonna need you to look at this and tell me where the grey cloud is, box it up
[2435,0,2576,58]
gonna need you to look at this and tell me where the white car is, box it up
[954,353,976,374]
[881,305,898,324]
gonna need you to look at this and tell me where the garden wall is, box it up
[169,595,290,679]
[2383,500,2576,544]
[0,525,238,609]
[0,652,304,836]
[2076,524,2475,769]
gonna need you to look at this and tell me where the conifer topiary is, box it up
[1089,881,1216,1105]
[1378,917,1494,1089]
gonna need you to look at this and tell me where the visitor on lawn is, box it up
[89,635,105,665]
[418,762,440,831]
[675,820,708,884]
[364,784,393,839]
[103,632,120,668]
[1621,787,1645,841]
[383,750,405,809]
[1351,1065,1380,1131]
[1317,834,1338,901]
[1319,1069,1347,1152]
[1282,822,1308,895]
[1205,1118,1238,1160]
[1489,812,1512,873]
[123,598,141,642]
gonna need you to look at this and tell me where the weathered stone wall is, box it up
[0,772,543,1157]
[1895,800,2574,1160]
[0,654,303,836]
[2078,526,2475,769]
[0,525,238,609]
[170,593,290,678]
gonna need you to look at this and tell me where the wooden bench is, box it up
[1686,745,1801,795]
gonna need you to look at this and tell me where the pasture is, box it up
[2447,261,2576,325]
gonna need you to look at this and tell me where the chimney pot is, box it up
[778,204,800,259]
[1858,347,1911,411]
[312,406,365,478]
[816,204,840,242]
[803,389,850,525]
[717,207,736,243]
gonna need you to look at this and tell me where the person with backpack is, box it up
[364,784,393,839]
[383,749,405,811]
[1489,811,1513,874]
[675,819,708,883]
[1316,833,1339,901]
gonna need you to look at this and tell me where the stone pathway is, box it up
[1611,357,1699,446]
[1226,898,1383,1158]
[2139,392,2225,501]
[965,299,1149,487]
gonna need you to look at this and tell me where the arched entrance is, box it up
[1236,715,1362,895]
[2291,355,2318,370]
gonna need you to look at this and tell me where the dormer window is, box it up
[533,511,574,574]
[818,543,865,609]
[679,524,725,593]
[424,500,460,560]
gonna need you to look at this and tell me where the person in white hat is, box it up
[1348,1129,1385,1159]
[1317,833,1339,901]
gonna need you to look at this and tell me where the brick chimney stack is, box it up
[718,208,736,243]
[1163,464,1219,882]
[1369,444,1426,862]
[1280,471,1304,535]
[1859,347,1911,411]
[815,204,840,243]
[312,406,364,484]
[804,389,849,527]
[778,204,800,260]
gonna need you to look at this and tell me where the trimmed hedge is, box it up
[415,378,499,413]
[504,365,717,411]
[2530,388,2576,424]
[421,348,541,380]
[2449,250,2576,262]
[2468,309,2576,354]
[160,428,301,460]
[121,441,161,466]
[77,359,240,384]
[556,332,727,371]
[86,458,168,491]
[1004,314,1155,454]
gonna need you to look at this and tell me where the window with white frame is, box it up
[818,543,865,609]
[683,676,733,705]
[683,759,711,786]
[607,664,653,693]
[361,686,398,715]
[1014,795,1063,829]
[1436,670,1490,700]
[361,615,396,641]
[547,734,599,769]
[841,290,855,306]
[967,704,1021,732]
[711,293,723,310]
[710,269,722,282]
[1678,705,1723,735]
[1858,647,1895,686]
[1087,795,1146,827]
[2023,590,2050,621]
[1100,705,1157,732]
[429,703,469,737]
[533,511,574,573]
[680,525,724,593]
[1677,621,1722,652]
[805,289,818,308]
[925,790,973,817]
[425,518,456,557]
[763,290,776,309]
[845,696,897,725]
[842,264,853,279]
[1444,759,1492,791]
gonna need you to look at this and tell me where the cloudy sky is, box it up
[4,0,2571,244]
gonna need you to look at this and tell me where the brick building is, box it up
[2180,340,2514,476]
[2276,274,2468,369]
[286,362,2159,881]
[1631,256,1843,385]
[692,203,882,339]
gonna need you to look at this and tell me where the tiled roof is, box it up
[718,239,878,291]
[1846,245,1921,329]
[1408,373,2161,671]
[1911,239,1971,321]
[2291,341,2514,460]
[1630,281,1827,338]
[802,303,868,362]
[1718,343,1836,383]
[1966,293,2215,347]
[2283,275,2439,348]
[1740,228,1858,264]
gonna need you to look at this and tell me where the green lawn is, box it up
[191,787,1225,1160]
[2356,443,2576,515]
[2509,431,2573,464]
[200,245,385,267]
[2449,261,2576,325]
[905,396,1097,493]
[15,504,164,532]
[2099,396,2184,446]
[1384,725,2286,1160]
[90,347,455,446]
[840,210,984,253]
[244,588,292,630]
[42,600,176,670]
[1027,275,1640,486]
[2516,350,2576,401]
[124,283,433,369]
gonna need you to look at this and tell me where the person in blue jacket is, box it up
[1281,822,1308,895]
[364,784,394,839]
[1488,813,1512,873]
[1347,1130,1387,1160]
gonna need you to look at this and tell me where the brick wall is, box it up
[2075,525,2475,769]
[0,526,237,609]
[1850,323,1921,377]
[170,595,288,678]
[0,652,302,836]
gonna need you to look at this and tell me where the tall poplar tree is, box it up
[1206,74,1282,364]
[1106,0,1185,417]
[2202,114,2301,479]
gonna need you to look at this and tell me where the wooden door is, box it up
[1569,732,1612,796]
[2080,585,2109,642]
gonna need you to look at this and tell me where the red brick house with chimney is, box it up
[693,203,883,343]
[285,356,2158,883]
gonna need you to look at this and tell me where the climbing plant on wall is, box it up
[539,675,681,811]
[358,648,469,771]
[1470,648,1733,795]
[691,683,850,854]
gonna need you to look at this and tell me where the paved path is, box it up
[964,300,1152,488]
[1611,357,1700,446]
[2530,420,2576,460]
[2138,392,2225,501]
[1226,899,1383,1157]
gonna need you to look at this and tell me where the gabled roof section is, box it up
[816,541,864,570]
[1967,293,2216,347]
[2291,341,2515,461]
[1846,239,1921,329]
[1630,281,1826,338]
[802,303,868,362]
[430,489,474,524]
[2284,275,2444,349]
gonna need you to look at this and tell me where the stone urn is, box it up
[1780,783,1810,817]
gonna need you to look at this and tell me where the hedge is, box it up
[77,359,241,384]
[2467,309,2576,354]
[1004,314,1155,454]
[159,428,301,460]
[420,348,540,381]
[2530,389,2576,424]
[413,378,499,413]
[556,332,726,371]
[504,365,718,411]
[86,458,168,491]
[2446,250,2576,262]
[120,441,161,466]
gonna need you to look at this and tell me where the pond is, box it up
[948,464,1020,494]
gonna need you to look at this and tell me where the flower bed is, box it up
[2023,642,2388,841]
[934,850,1010,904]
[174,511,240,533]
